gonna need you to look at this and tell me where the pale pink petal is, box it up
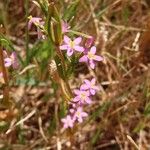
[28,17,42,29]
[78,118,83,123]
[74,89,80,95]
[92,85,99,90]
[91,78,96,84]
[73,96,80,102]
[4,58,12,67]
[90,46,96,54]
[74,46,84,52]
[94,55,103,61]
[90,89,96,95]
[63,124,68,128]
[69,122,73,128]
[64,35,71,44]
[70,109,75,113]
[60,45,68,50]
[89,60,95,69]
[85,36,94,48]
[62,21,70,33]
[80,84,89,90]
[73,37,82,45]
[84,79,91,86]
[85,97,92,104]
[85,90,90,96]
[67,49,73,56]
[82,112,88,117]
[79,55,88,62]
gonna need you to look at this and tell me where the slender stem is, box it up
[25,0,29,65]
[55,45,66,70]
[55,45,73,97]
[0,46,9,103]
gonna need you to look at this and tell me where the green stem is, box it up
[25,0,29,65]
[55,45,73,98]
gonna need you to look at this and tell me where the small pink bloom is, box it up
[62,21,70,33]
[61,115,74,129]
[28,16,42,29]
[60,36,84,56]
[81,78,99,95]
[28,16,45,39]
[85,36,94,48]
[79,46,103,69]
[4,52,19,69]
[73,89,92,104]
[73,107,88,123]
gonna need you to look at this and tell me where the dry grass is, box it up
[0,0,150,149]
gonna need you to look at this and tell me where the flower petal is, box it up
[90,89,96,95]
[78,117,83,123]
[74,46,84,52]
[64,35,71,44]
[4,58,12,67]
[90,46,96,54]
[79,55,88,62]
[74,89,80,95]
[80,84,89,90]
[94,55,103,61]
[85,97,92,104]
[81,112,88,117]
[89,60,95,69]
[67,49,74,56]
[73,37,82,44]
[60,45,68,50]
[73,96,80,102]
[84,79,91,86]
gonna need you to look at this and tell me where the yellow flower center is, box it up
[88,52,95,59]
[77,112,80,116]
[81,93,86,100]
[69,41,75,48]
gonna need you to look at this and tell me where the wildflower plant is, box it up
[26,1,103,130]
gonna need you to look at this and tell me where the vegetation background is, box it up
[0,0,150,149]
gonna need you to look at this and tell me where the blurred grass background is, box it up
[0,0,150,149]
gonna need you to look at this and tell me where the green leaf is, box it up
[54,55,65,80]
[63,0,79,22]
[144,102,150,117]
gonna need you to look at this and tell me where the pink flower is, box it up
[73,89,92,104]
[62,21,70,33]
[61,115,74,129]
[73,107,88,123]
[85,36,94,48]
[79,46,103,69]
[28,16,45,39]
[81,78,99,95]
[28,16,42,30]
[4,52,19,69]
[60,36,84,56]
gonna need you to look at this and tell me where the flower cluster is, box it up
[60,22,103,129]
[4,51,18,69]
[61,78,99,129]
[28,16,103,129]
[60,35,103,69]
